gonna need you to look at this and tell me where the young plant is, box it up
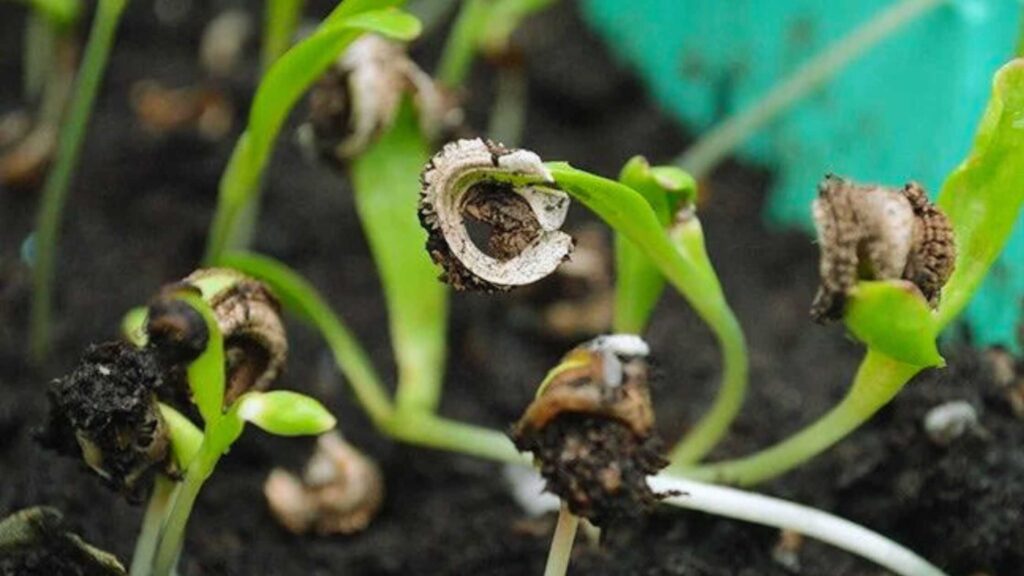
[203,0,422,262]
[29,0,128,362]
[510,335,667,575]
[41,270,335,575]
[682,57,1024,484]
[418,138,749,464]
[261,0,306,72]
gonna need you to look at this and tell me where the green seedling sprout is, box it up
[261,0,306,72]
[216,253,953,576]
[29,0,128,362]
[682,58,1024,484]
[203,0,422,262]
[612,157,748,464]
[144,290,335,576]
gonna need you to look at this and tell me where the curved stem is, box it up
[151,440,221,576]
[544,505,579,576]
[675,0,946,179]
[129,475,177,576]
[389,413,525,464]
[30,0,128,362]
[649,474,947,576]
[436,0,489,87]
[677,351,921,484]
[549,165,749,464]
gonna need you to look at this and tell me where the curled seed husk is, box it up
[810,175,956,322]
[418,138,574,291]
[37,342,169,502]
[509,335,667,526]
[148,269,288,404]
[264,432,384,535]
[304,34,459,162]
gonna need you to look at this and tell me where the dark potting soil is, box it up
[1,1,1022,575]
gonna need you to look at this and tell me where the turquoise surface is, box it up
[582,0,1024,350]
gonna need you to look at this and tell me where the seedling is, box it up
[511,334,668,575]
[30,0,128,362]
[42,270,336,576]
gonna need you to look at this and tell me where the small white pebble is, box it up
[923,400,978,446]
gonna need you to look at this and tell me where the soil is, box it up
[1,1,1022,575]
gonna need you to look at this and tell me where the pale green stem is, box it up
[488,64,527,146]
[675,0,946,179]
[129,475,177,576]
[151,438,222,576]
[543,505,579,576]
[24,13,54,101]
[30,0,128,362]
[261,0,305,72]
[436,0,489,86]
[390,413,525,464]
[678,351,920,484]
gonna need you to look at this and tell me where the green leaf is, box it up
[351,100,447,416]
[844,280,943,368]
[936,59,1024,330]
[18,0,82,27]
[613,157,697,332]
[120,306,148,347]
[327,0,404,22]
[205,6,422,262]
[176,293,225,425]
[235,391,337,436]
[158,403,203,469]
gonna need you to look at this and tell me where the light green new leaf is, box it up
[844,281,943,367]
[235,391,337,436]
[175,293,225,425]
[351,100,447,416]
[613,157,697,333]
[936,59,1024,329]
[120,306,148,347]
[158,403,203,469]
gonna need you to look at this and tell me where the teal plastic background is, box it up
[581,0,1024,350]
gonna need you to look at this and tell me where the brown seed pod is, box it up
[148,269,288,404]
[264,432,384,535]
[37,342,170,502]
[303,34,459,163]
[810,175,956,322]
[509,335,667,526]
[418,138,574,291]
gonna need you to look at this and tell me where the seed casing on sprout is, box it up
[418,138,574,291]
[811,175,955,322]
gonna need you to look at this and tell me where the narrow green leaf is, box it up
[158,403,203,469]
[936,59,1024,329]
[235,391,337,436]
[327,0,404,23]
[845,280,943,368]
[613,157,697,332]
[176,293,225,425]
[351,100,447,416]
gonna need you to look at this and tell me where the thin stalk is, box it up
[436,0,489,87]
[150,439,221,576]
[675,0,946,179]
[261,0,305,72]
[543,505,579,576]
[679,351,920,483]
[487,64,527,146]
[549,165,748,465]
[129,476,177,576]
[390,413,525,464]
[649,474,947,576]
[219,251,396,429]
[29,0,128,362]
[24,14,54,101]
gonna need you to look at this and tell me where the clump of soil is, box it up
[37,342,168,502]
[512,414,667,526]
